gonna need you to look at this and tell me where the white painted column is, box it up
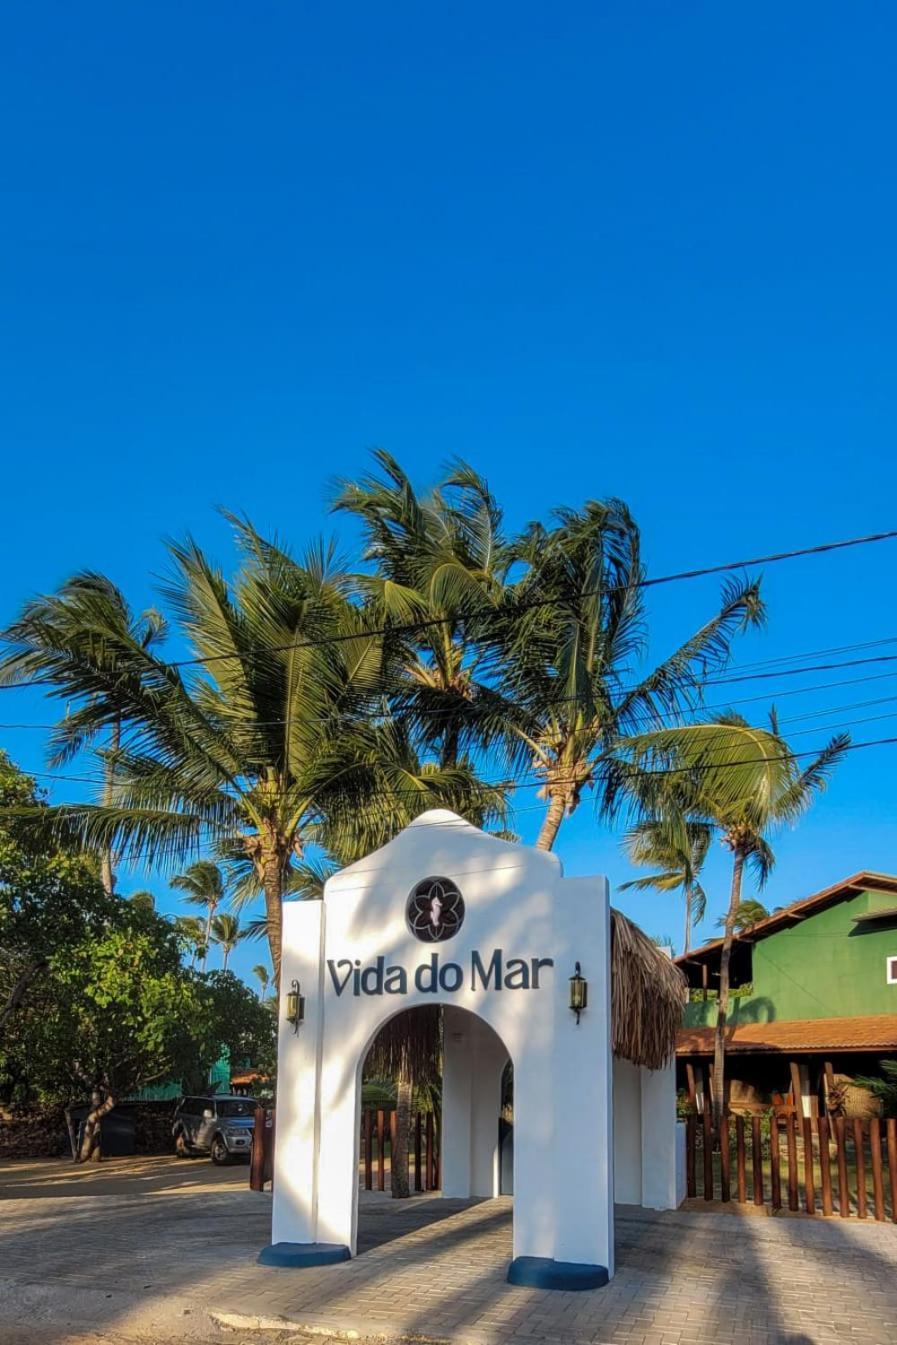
[442,1008,474,1197]
[271,902,325,1247]
[469,1018,508,1198]
[639,1060,680,1210]
[442,1010,508,1198]
[613,1057,643,1205]
[550,877,614,1275]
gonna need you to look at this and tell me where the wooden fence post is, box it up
[702,1106,714,1201]
[802,1117,816,1215]
[249,1104,268,1191]
[414,1112,423,1192]
[751,1116,764,1206]
[835,1116,850,1217]
[736,1115,747,1204]
[770,1113,782,1210]
[817,1116,833,1216]
[887,1118,897,1225]
[870,1118,885,1222]
[426,1112,435,1190]
[853,1119,867,1219]
[377,1109,386,1192]
[786,1113,799,1212]
[364,1109,373,1190]
[686,1115,696,1198]
[720,1113,731,1203]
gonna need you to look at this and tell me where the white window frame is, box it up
[887,955,897,985]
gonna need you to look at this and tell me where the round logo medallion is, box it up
[406,876,465,943]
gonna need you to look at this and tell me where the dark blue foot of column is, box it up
[507,1256,609,1291]
[258,1242,351,1267]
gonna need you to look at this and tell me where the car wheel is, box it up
[210,1135,230,1166]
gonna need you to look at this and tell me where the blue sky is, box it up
[1,3,896,981]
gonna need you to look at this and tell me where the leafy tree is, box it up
[621,814,711,953]
[171,860,226,972]
[193,970,275,1091]
[0,752,114,1046]
[8,904,205,1158]
[127,890,156,913]
[621,714,847,1119]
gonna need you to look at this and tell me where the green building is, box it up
[675,872,897,1115]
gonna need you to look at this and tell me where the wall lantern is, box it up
[285,978,305,1033]
[569,962,588,1024]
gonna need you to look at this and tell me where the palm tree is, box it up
[172,915,207,969]
[333,452,513,769]
[171,860,226,973]
[0,518,505,989]
[621,713,848,1119]
[0,573,166,894]
[492,502,765,850]
[621,814,711,953]
[251,964,270,1001]
[210,913,241,970]
[716,898,769,932]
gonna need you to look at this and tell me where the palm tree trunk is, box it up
[260,850,284,991]
[223,948,230,971]
[535,792,566,851]
[684,885,692,955]
[712,849,745,1123]
[202,901,216,974]
[100,718,121,896]
[391,1062,412,1199]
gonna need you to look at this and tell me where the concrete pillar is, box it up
[441,1009,474,1197]
[639,1060,679,1210]
[613,1057,643,1205]
[270,902,325,1249]
[442,1008,508,1198]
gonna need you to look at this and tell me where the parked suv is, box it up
[173,1095,258,1165]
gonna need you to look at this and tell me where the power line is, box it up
[155,527,897,669]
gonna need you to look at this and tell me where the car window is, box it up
[216,1098,257,1117]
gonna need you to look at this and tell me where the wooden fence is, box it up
[685,1111,897,1221]
[361,1107,440,1192]
[249,1105,440,1193]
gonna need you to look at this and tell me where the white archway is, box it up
[263,810,615,1288]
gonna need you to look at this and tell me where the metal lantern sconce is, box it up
[569,962,588,1024]
[285,978,305,1033]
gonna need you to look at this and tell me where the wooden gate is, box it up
[685,1111,897,1220]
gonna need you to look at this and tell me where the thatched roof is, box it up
[610,908,686,1070]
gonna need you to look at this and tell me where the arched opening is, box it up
[352,1003,512,1251]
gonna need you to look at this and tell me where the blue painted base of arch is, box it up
[258,1242,351,1268]
[507,1256,609,1291]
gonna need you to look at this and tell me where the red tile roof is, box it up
[677,1014,897,1056]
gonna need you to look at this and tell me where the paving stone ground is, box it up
[0,1157,896,1345]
